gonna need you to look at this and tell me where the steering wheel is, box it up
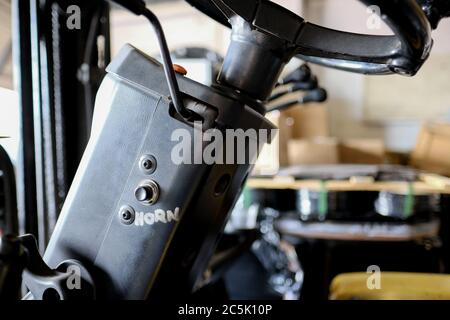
[185,0,433,76]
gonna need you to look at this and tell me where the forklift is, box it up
[0,0,449,300]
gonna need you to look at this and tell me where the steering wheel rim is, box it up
[185,0,433,76]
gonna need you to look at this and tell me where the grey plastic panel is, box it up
[43,44,274,299]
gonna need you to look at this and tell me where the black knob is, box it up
[134,180,160,205]
[135,186,153,202]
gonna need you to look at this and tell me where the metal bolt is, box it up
[139,155,157,174]
[119,205,135,225]
[142,159,152,170]
[122,211,132,220]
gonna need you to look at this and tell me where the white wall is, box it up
[110,0,303,57]
[110,2,230,57]
[0,87,19,163]
[303,0,450,152]
[304,0,384,141]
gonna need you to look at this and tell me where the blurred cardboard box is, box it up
[253,111,292,175]
[288,138,386,166]
[254,105,329,174]
[339,139,385,164]
[280,104,330,166]
[284,104,330,139]
[255,105,390,169]
[411,122,450,176]
[288,138,339,165]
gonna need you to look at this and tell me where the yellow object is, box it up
[330,272,450,300]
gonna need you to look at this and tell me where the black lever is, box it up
[267,88,327,113]
[20,234,95,300]
[418,0,450,29]
[109,0,146,15]
[269,79,318,102]
[301,88,328,104]
[0,234,96,300]
[109,0,192,119]
[279,64,312,86]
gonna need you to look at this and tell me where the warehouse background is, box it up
[1,0,450,162]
